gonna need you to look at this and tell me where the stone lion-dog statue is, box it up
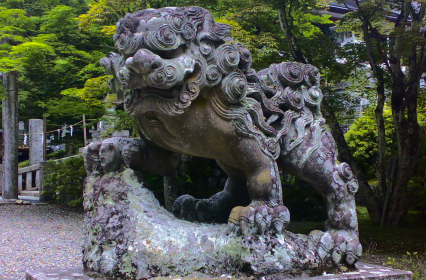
[83,6,362,274]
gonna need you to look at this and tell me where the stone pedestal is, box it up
[25,263,412,280]
[81,169,411,280]
[83,169,322,279]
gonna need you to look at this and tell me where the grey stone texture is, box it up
[29,119,44,166]
[2,71,19,200]
[83,169,360,279]
[83,6,367,279]
[26,267,95,280]
[25,263,413,280]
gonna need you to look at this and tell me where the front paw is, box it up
[227,204,290,236]
[311,229,362,267]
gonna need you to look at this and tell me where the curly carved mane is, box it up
[106,7,327,164]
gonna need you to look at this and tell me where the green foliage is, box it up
[46,149,67,160]
[0,1,110,125]
[346,106,426,214]
[43,155,86,208]
[18,160,30,168]
[386,252,426,279]
[345,107,396,179]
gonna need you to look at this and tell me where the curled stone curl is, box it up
[206,65,222,87]
[147,64,179,88]
[167,13,186,32]
[186,81,200,99]
[200,40,215,60]
[283,87,304,111]
[278,62,304,86]
[221,71,248,104]
[182,22,197,41]
[145,25,180,50]
[215,44,240,75]
[338,162,354,181]
[303,64,320,87]
[116,33,144,55]
[303,86,323,108]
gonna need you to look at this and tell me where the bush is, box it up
[43,156,86,208]
[18,160,30,168]
[46,149,67,160]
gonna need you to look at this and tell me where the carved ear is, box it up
[206,22,231,41]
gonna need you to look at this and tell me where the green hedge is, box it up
[42,156,86,208]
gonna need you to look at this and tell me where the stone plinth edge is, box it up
[25,267,95,280]
[25,263,412,280]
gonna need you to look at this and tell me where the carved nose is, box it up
[125,49,163,75]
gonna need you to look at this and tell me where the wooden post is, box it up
[83,114,87,146]
[1,71,19,200]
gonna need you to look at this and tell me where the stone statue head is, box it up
[99,142,122,173]
[83,142,102,174]
[100,6,253,116]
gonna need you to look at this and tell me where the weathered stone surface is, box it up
[26,267,95,280]
[83,6,366,279]
[25,263,413,280]
[29,119,44,166]
[2,71,19,200]
[15,199,24,205]
[83,169,364,279]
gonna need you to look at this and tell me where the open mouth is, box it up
[124,86,183,113]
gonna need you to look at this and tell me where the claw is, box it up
[332,248,343,265]
[345,241,362,266]
[272,205,290,234]
[228,206,244,235]
[318,232,333,260]
[255,205,272,235]
[239,206,256,236]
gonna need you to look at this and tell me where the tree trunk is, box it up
[386,81,420,226]
[1,71,19,200]
[321,99,382,225]
[277,3,307,64]
[374,69,387,200]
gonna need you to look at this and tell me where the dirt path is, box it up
[0,204,84,280]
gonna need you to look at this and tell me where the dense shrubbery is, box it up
[43,156,86,208]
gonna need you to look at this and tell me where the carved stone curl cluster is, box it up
[101,7,256,117]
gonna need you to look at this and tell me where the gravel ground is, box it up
[0,204,84,280]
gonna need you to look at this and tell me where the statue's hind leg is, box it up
[281,129,362,267]
[172,161,251,223]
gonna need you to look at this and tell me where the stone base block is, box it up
[25,267,94,280]
[25,263,412,280]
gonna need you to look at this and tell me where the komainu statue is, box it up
[83,6,362,279]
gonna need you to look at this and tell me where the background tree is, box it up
[340,0,426,227]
